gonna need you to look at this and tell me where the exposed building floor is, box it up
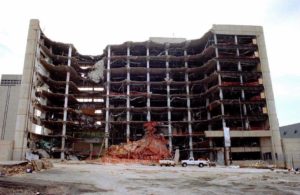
[1,162,300,194]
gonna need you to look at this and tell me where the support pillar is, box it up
[205,75,213,160]
[146,46,151,121]
[214,33,229,165]
[61,45,72,160]
[13,20,41,160]
[184,50,193,158]
[166,47,172,152]
[126,46,131,142]
[235,35,249,129]
[105,46,111,149]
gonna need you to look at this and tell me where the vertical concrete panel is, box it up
[256,28,284,167]
[217,149,224,165]
[0,140,13,160]
[282,139,300,169]
[13,19,40,160]
[0,87,8,139]
[4,86,20,140]
[260,137,272,157]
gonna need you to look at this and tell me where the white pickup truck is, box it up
[181,157,209,167]
[159,159,176,167]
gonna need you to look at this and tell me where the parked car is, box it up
[181,157,209,167]
[159,159,176,167]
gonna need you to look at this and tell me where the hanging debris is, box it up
[88,59,104,83]
[105,122,171,161]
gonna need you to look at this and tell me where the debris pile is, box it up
[0,159,53,176]
[88,59,104,83]
[105,122,171,161]
[0,164,27,176]
[239,160,275,169]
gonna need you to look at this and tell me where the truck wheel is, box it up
[198,163,204,168]
[182,163,187,167]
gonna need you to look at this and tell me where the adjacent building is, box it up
[0,74,22,160]
[12,19,284,166]
[280,123,300,169]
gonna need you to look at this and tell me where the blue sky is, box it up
[0,0,299,126]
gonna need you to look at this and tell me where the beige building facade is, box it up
[280,123,300,169]
[0,74,22,160]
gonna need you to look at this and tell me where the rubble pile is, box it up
[0,159,53,176]
[0,164,27,176]
[239,160,275,169]
[105,122,171,161]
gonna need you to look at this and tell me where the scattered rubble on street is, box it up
[0,159,53,176]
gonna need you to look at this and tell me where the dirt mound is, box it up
[105,122,171,161]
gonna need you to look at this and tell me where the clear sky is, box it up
[0,0,299,126]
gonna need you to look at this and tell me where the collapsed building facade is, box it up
[12,19,284,166]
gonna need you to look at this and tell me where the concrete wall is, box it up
[13,19,40,160]
[0,87,7,139]
[260,137,272,158]
[205,130,271,138]
[282,138,300,169]
[0,140,13,161]
[217,149,224,165]
[0,86,20,141]
[149,37,186,44]
[0,75,22,85]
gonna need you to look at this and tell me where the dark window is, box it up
[232,152,261,160]
[263,152,272,160]
[294,130,298,134]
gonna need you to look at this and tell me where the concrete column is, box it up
[235,35,249,129]
[184,50,193,158]
[205,74,213,159]
[105,46,111,149]
[60,46,72,160]
[204,73,212,130]
[1,86,11,140]
[146,46,151,121]
[214,33,229,165]
[217,63,225,127]
[126,46,130,142]
[256,30,284,166]
[13,19,40,160]
[166,48,172,152]
[215,35,226,128]
[213,34,219,58]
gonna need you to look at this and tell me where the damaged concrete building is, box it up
[12,19,283,166]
